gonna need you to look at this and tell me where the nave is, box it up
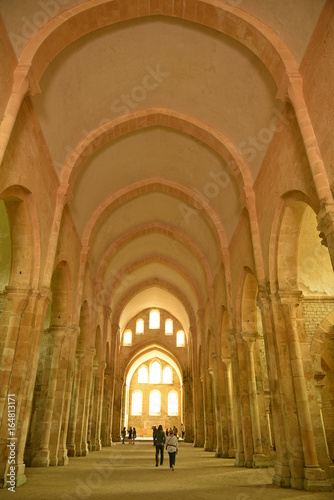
[1,441,333,500]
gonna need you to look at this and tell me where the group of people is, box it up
[121,426,136,444]
[121,423,184,470]
[153,425,179,471]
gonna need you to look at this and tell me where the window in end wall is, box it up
[131,390,142,415]
[123,329,132,345]
[136,318,144,334]
[138,365,148,383]
[168,391,178,416]
[162,366,173,384]
[149,309,160,329]
[149,360,161,384]
[176,330,185,347]
[149,390,161,415]
[165,318,173,335]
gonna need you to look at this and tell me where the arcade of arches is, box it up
[0,0,334,494]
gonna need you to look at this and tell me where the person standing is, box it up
[132,427,137,444]
[181,423,185,440]
[128,426,132,444]
[154,424,166,466]
[166,429,178,471]
[121,427,126,444]
[173,425,178,436]
[152,425,156,446]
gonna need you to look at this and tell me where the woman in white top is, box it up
[165,430,178,470]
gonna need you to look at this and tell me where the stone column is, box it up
[279,292,332,491]
[228,330,245,466]
[56,326,79,465]
[101,368,113,447]
[233,331,253,467]
[75,348,95,456]
[203,370,215,452]
[112,376,123,442]
[182,376,194,443]
[0,287,51,487]
[221,357,237,457]
[89,361,105,451]
[67,350,84,457]
[241,332,268,467]
[211,355,224,457]
[193,375,204,447]
[87,361,97,451]
[257,291,290,487]
[30,327,66,467]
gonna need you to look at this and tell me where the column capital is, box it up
[221,357,232,369]
[68,325,80,338]
[103,305,112,318]
[277,290,304,311]
[314,371,326,387]
[241,331,259,351]
[48,326,67,346]
[75,348,86,358]
[227,329,237,343]
[89,347,96,358]
[4,286,33,314]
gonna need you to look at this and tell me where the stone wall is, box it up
[303,297,334,343]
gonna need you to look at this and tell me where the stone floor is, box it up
[2,442,333,499]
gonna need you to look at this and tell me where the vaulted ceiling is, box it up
[0,0,326,329]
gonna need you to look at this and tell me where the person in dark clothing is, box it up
[154,424,166,466]
[132,427,136,444]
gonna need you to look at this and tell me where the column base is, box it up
[89,441,102,451]
[16,463,27,487]
[234,451,245,466]
[303,467,333,492]
[272,463,291,488]
[67,444,76,457]
[193,443,203,448]
[57,448,69,466]
[252,453,270,468]
[227,448,236,458]
[80,443,89,456]
[30,449,50,467]
[49,456,58,466]
[328,465,334,481]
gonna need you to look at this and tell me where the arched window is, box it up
[136,318,144,334]
[138,365,148,383]
[149,309,160,329]
[162,366,173,384]
[176,330,185,347]
[165,318,173,334]
[123,329,132,345]
[131,391,142,415]
[149,361,161,384]
[149,390,161,415]
[168,391,178,416]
